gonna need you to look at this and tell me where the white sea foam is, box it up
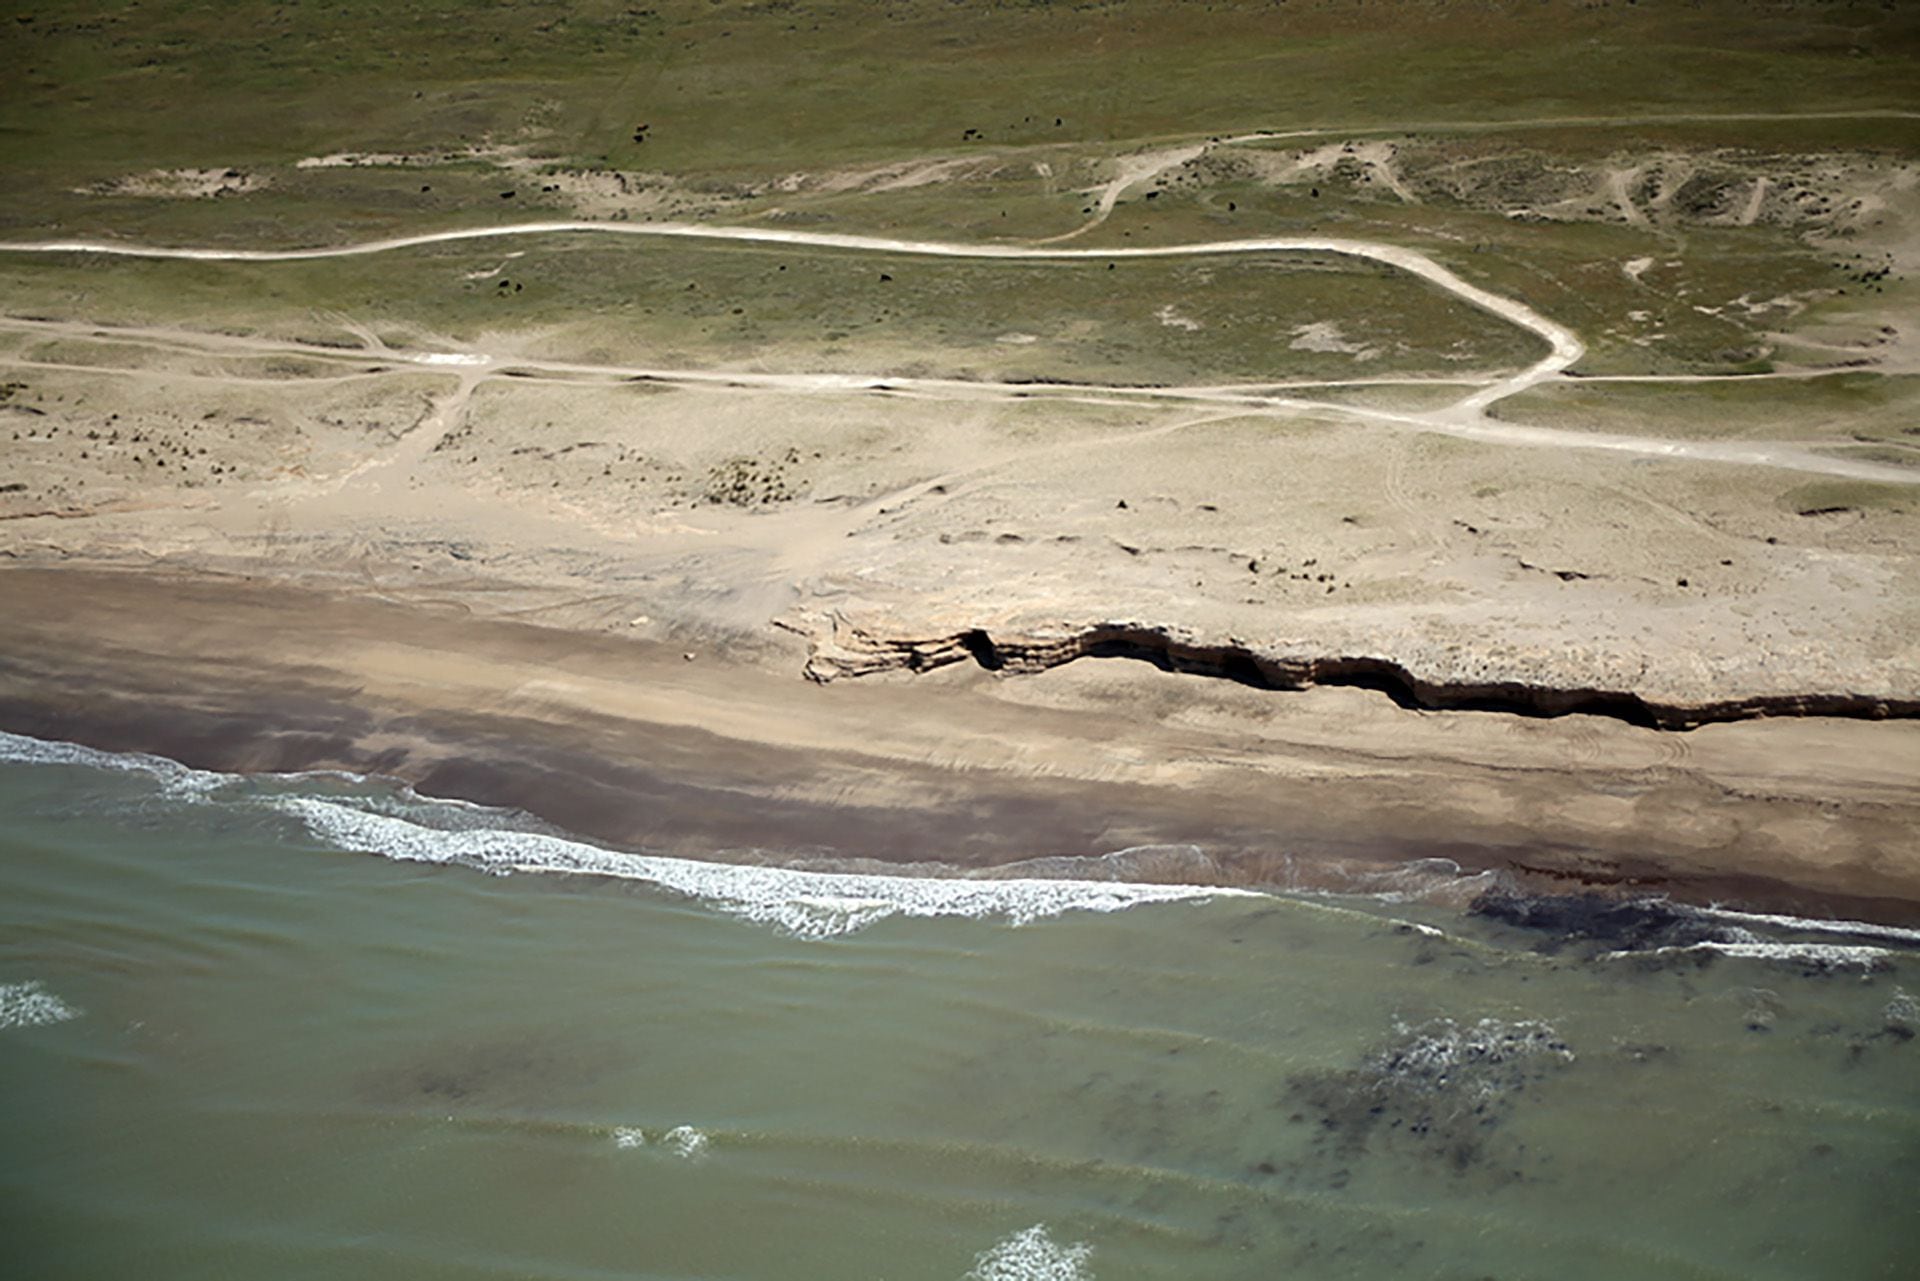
[967,1225,1093,1281]
[0,729,227,800]
[1289,856,1502,905]
[0,731,537,830]
[662,1125,709,1159]
[1375,1017,1574,1101]
[0,980,81,1030]
[277,797,1258,939]
[1603,941,1893,969]
[1687,904,1920,947]
[609,1124,707,1155]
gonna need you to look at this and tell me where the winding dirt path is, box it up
[6,213,1918,483]
[0,219,1584,415]
[3,313,1911,486]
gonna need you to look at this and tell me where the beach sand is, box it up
[5,565,1917,923]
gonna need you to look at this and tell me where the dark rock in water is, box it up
[1885,988,1917,1037]
[1286,1017,1574,1178]
[358,1031,624,1112]
[1368,1018,1573,1095]
[1468,890,1730,955]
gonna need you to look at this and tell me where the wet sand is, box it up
[4,565,1917,924]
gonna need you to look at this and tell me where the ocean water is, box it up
[0,731,1915,1279]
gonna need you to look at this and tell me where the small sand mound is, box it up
[1289,321,1379,361]
[78,168,264,199]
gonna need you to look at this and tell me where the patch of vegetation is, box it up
[1818,444,1920,469]
[3,1,1915,241]
[0,236,1543,385]
[703,450,806,507]
[1495,373,1920,443]
[1778,479,1915,516]
[1,2,1913,397]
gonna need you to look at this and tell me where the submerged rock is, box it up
[1885,987,1918,1039]
[1287,1017,1574,1176]
[1468,890,1730,955]
[1471,891,1910,975]
[1369,1018,1575,1100]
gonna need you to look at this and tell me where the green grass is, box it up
[1816,443,1920,469]
[0,235,1544,385]
[1493,373,1920,443]
[1,1,1912,392]
[1777,478,1917,515]
[2,1,1915,241]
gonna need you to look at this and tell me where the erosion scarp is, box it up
[800,615,1920,731]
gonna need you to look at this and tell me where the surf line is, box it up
[0,221,1582,413]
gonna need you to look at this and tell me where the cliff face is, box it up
[802,616,1920,731]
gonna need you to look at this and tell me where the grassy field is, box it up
[5,2,1915,175]
[2,1,1915,233]
[0,236,1544,385]
[1494,375,1920,447]
[1,1,1914,408]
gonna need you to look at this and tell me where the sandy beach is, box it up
[3,1,1917,931]
[4,564,1916,924]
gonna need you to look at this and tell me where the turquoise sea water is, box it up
[1,731,1915,1279]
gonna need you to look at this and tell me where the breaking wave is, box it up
[609,1124,709,1157]
[1688,904,1920,948]
[1603,940,1893,970]
[277,796,1261,940]
[0,729,227,800]
[6,730,1914,959]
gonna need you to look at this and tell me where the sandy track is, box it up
[7,214,1918,482]
[1,218,1583,409]
[1,310,1913,486]
[1034,142,1208,243]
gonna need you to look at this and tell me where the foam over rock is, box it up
[967,1225,1093,1281]
[279,797,1259,939]
[1372,1017,1575,1101]
[609,1124,708,1156]
[662,1125,710,1159]
[0,980,82,1030]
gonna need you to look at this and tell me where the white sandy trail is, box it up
[4,314,1909,485]
[8,224,1912,483]
[1035,142,1207,243]
[0,220,1585,414]
[1,317,1909,485]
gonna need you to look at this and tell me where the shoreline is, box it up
[3,564,1918,926]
